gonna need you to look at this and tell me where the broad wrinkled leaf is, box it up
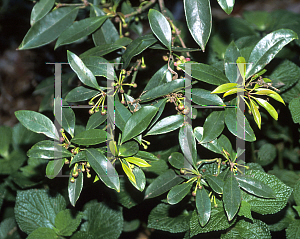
[235,175,275,198]
[140,78,185,102]
[68,171,83,207]
[80,44,124,59]
[86,149,120,192]
[201,111,225,143]
[122,34,157,68]
[192,88,224,106]
[257,143,276,166]
[205,175,224,194]
[225,107,256,142]
[54,209,82,236]
[67,50,100,90]
[245,29,298,79]
[223,172,241,221]
[86,111,107,130]
[30,0,55,25]
[217,0,235,15]
[14,189,66,234]
[144,170,184,199]
[286,219,300,239]
[146,114,184,136]
[15,110,59,140]
[179,124,197,167]
[46,158,64,179]
[289,97,300,124]
[0,217,22,238]
[55,16,108,49]
[19,7,78,50]
[0,150,27,175]
[71,129,106,146]
[125,157,151,167]
[250,99,261,129]
[196,188,211,226]
[65,86,99,102]
[184,0,212,51]
[148,9,172,51]
[143,64,172,92]
[27,228,57,239]
[119,141,139,157]
[180,63,230,85]
[121,106,158,143]
[254,97,278,120]
[167,181,193,205]
[27,140,72,159]
[237,200,253,221]
[115,100,132,131]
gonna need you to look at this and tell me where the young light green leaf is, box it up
[253,97,278,120]
[125,157,151,167]
[211,83,238,94]
[253,88,285,105]
[148,9,172,51]
[15,110,59,140]
[217,0,235,15]
[184,0,212,51]
[223,88,245,97]
[121,106,158,143]
[19,7,78,50]
[30,0,55,25]
[46,158,64,179]
[167,181,193,205]
[201,111,225,143]
[196,188,211,227]
[68,171,83,207]
[250,99,261,129]
[205,175,224,194]
[121,160,136,184]
[71,129,106,146]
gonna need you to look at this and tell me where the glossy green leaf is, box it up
[65,86,99,102]
[168,152,192,169]
[192,88,224,106]
[15,189,66,234]
[55,16,108,49]
[253,97,278,120]
[144,169,184,199]
[46,158,64,179]
[58,99,75,137]
[148,9,172,51]
[180,63,230,85]
[235,175,275,198]
[217,0,234,15]
[146,114,184,136]
[130,167,146,191]
[86,111,107,130]
[55,209,82,236]
[250,99,261,129]
[223,172,241,221]
[205,175,224,194]
[27,140,72,159]
[201,111,225,143]
[148,99,168,129]
[67,50,100,90]
[27,228,57,239]
[218,134,233,158]
[80,44,124,59]
[118,141,139,157]
[144,64,172,92]
[179,124,197,167]
[15,110,59,140]
[82,56,117,79]
[121,160,136,184]
[140,78,185,102]
[225,107,256,142]
[211,83,238,94]
[237,200,253,221]
[30,0,55,25]
[71,129,106,146]
[0,126,12,158]
[150,44,201,52]
[121,106,158,143]
[19,7,78,50]
[122,34,157,68]
[86,149,120,192]
[245,29,298,79]
[167,181,193,205]
[196,188,211,226]
[68,171,83,207]
[115,100,132,131]
[184,0,212,51]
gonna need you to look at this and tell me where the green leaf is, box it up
[192,88,224,106]
[168,152,192,170]
[238,200,253,221]
[225,107,256,142]
[167,181,193,205]
[27,227,57,239]
[131,167,146,191]
[196,188,211,227]
[27,140,72,159]
[0,217,20,239]
[65,86,99,102]
[253,88,285,105]
[289,97,300,124]
[211,83,238,94]
[30,0,55,25]
[218,134,233,158]
[15,110,59,140]
[122,34,157,68]
[180,63,230,85]
[119,141,139,157]
[0,126,12,158]
[250,99,261,129]
[242,170,292,215]
[115,100,132,131]
[245,29,298,79]
[80,44,124,59]
[235,175,275,198]
[55,209,82,236]
[143,64,172,92]
[201,111,225,143]
[205,175,224,194]
[121,106,158,143]
[71,129,106,146]
[223,172,241,221]
[82,201,123,239]
[86,111,107,130]
[148,203,191,233]
[184,0,212,51]
[67,50,100,90]
[70,151,86,166]
[19,7,78,50]
[148,9,172,51]
[179,124,197,167]
[257,143,277,166]
[15,189,66,234]
[140,78,185,102]
[217,0,235,15]
[150,44,201,52]
[125,157,151,167]
[82,56,117,79]
[46,158,64,179]
[253,97,278,120]
[86,149,120,192]
[144,169,184,199]
[293,179,300,206]
[286,219,300,239]
[68,171,83,207]
[146,114,184,136]
[55,16,108,49]
[59,99,75,137]
[148,98,168,129]
[243,11,272,31]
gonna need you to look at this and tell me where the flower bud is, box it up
[101,110,107,115]
[89,109,94,115]
[192,191,196,197]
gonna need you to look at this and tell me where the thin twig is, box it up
[124,0,156,18]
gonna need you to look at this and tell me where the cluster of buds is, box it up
[174,56,191,70]
[88,91,107,115]
[70,161,92,183]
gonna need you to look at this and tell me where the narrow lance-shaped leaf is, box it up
[121,160,136,184]
[68,171,83,206]
[211,83,238,94]
[205,175,224,194]
[253,97,278,120]
[30,0,55,25]
[250,99,261,129]
[167,181,193,205]
[125,157,151,167]
[200,111,225,143]
[179,124,197,167]
[46,158,65,179]
[224,41,241,83]
[196,188,211,227]
[65,86,99,103]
